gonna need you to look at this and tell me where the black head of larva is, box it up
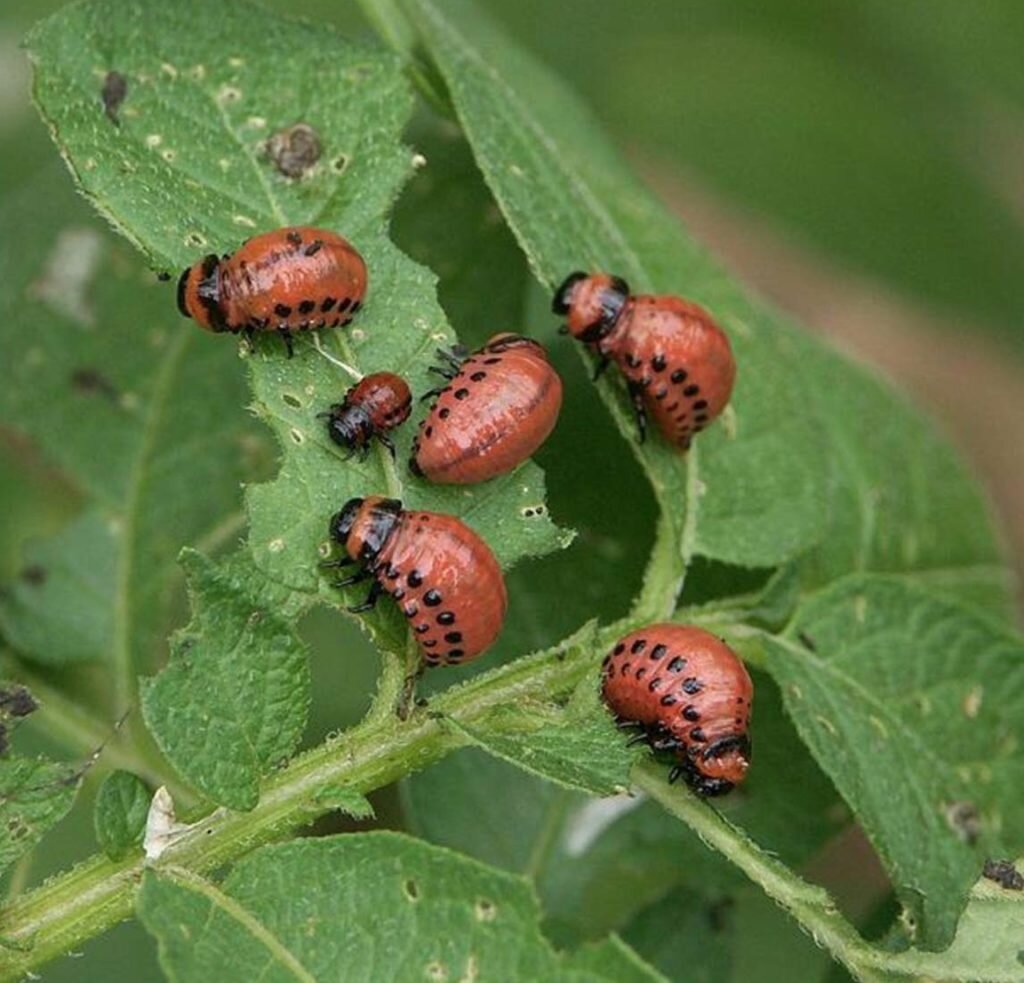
[329,497,365,545]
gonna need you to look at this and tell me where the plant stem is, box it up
[633,763,892,983]
[0,623,613,981]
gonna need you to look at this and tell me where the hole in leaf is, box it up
[403,878,419,901]
[282,392,303,409]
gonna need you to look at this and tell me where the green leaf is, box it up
[141,551,310,810]
[405,0,830,595]
[879,857,1024,983]
[763,575,1024,948]
[0,164,263,686]
[0,757,79,875]
[94,770,149,860]
[26,0,570,670]
[563,937,669,983]
[137,832,662,982]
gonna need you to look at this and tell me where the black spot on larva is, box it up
[274,303,292,318]
[665,402,679,412]
[631,639,647,654]
[337,298,352,312]
[655,387,668,400]
[660,694,677,707]
[683,706,700,722]
[265,123,322,179]
[393,588,405,601]
[648,677,662,691]
[736,696,744,704]
[667,657,687,672]
[693,399,708,411]
[695,414,709,424]
[651,643,667,660]
[286,231,302,245]
[403,603,418,617]
[437,611,456,626]
[620,662,632,676]
[613,643,625,655]
[690,727,707,743]
[414,623,430,634]
[424,590,442,606]
[425,426,433,438]
[321,297,337,312]
[684,384,700,397]
[304,241,323,257]
[625,353,641,368]
[454,388,469,400]
[444,631,463,644]
[386,566,401,580]
[682,677,703,695]
[408,571,423,588]
[484,357,502,365]
[423,639,438,648]
[601,655,611,668]
[350,301,362,314]
[448,649,465,659]
[470,371,486,382]
[671,369,687,384]
[298,299,316,314]
[439,407,450,420]
[636,667,647,679]
[651,354,667,372]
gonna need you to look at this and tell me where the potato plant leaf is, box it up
[0,757,79,876]
[140,551,309,811]
[137,833,663,982]
[763,575,1024,948]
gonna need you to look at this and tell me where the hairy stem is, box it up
[0,621,616,981]
[633,763,890,983]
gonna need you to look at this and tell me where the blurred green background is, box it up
[1,1,1022,980]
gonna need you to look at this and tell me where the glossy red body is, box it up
[177,226,367,335]
[558,274,735,451]
[411,334,562,484]
[602,624,753,795]
[323,372,412,452]
[350,373,411,432]
[341,497,507,666]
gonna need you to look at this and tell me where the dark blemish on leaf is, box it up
[20,566,47,587]
[402,878,419,901]
[331,153,349,174]
[282,393,302,408]
[101,71,128,125]
[70,368,119,402]
[983,859,1024,891]
[798,631,817,651]
[0,686,37,718]
[265,123,323,179]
